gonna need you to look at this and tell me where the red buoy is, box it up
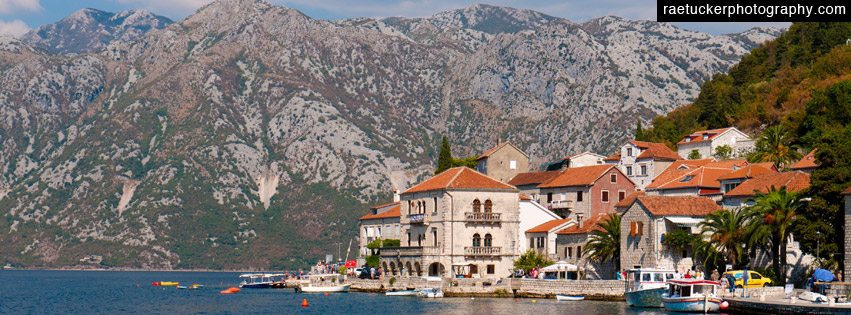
[302,298,309,307]
[324,292,329,296]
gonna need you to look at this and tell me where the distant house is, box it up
[555,214,616,279]
[645,159,749,201]
[507,170,563,204]
[620,196,720,272]
[476,141,529,183]
[716,164,777,207]
[543,152,606,171]
[722,171,811,209]
[526,218,574,261]
[537,165,635,220]
[791,149,818,174]
[358,199,402,257]
[607,140,683,190]
[517,195,563,254]
[676,127,754,160]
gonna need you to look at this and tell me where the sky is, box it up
[0,0,790,37]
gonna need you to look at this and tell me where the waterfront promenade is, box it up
[334,278,627,300]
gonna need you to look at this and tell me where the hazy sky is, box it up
[0,0,790,37]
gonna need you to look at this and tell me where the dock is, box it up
[726,288,851,315]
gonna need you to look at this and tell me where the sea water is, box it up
[0,270,692,314]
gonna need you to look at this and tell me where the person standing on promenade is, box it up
[720,275,729,296]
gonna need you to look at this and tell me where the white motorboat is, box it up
[418,288,444,298]
[556,295,585,301]
[239,273,283,288]
[386,290,420,296]
[298,274,350,293]
[624,268,675,307]
[661,279,723,313]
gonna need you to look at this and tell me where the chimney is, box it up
[577,213,584,229]
[393,189,400,202]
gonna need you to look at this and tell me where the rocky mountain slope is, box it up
[20,8,172,54]
[0,0,781,269]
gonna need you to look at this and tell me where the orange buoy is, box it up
[137,284,140,287]
[515,299,519,302]
[324,292,329,296]
[301,298,309,307]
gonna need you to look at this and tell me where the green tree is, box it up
[583,214,621,272]
[698,208,749,268]
[713,145,733,161]
[635,120,645,141]
[747,186,807,285]
[452,157,477,169]
[436,136,454,174]
[688,149,702,160]
[748,125,802,170]
[663,228,695,252]
[514,249,553,274]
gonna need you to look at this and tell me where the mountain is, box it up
[0,0,781,269]
[20,8,173,54]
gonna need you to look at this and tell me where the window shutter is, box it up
[637,222,644,236]
[630,221,636,236]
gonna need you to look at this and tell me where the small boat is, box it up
[189,284,203,290]
[176,285,188,289]
[799,291,829,303]
[624,268,675,308]
[298,274,350,293]
[386,290,420,296]
[556,295,585,301]
[239,274,282,288]
[152,282,179,286]
[418,288,443,298]
[662,279,723,313]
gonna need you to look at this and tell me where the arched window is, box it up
[418,201,422,213]
[484,234,493,247]
[472,199,481,213]
[484,200,493,213]
[408,201,414,214]
[472,233,481,247]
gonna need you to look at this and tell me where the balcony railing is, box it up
[548,200,573,210]
[464,212,501,223]
[409,214,425,224]
[464,246,502,256]
[379,246,441,257]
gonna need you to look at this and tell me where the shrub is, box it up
[389,277,396,287]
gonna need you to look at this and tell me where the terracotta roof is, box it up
[402,167,516,194]
[664,159,714,172]
[538,165,624,188]
[636,196,720,216]
[615,191,645,208]
[603,153,621,161]
[557,214,607,235]
[476,141,527,160]
[677,127,735,145]
[519,194,532,200]
[724,171,811,197]
[649,159,748,191]
[629,141,683,161]
[791,149,818,170]
[526,218,573,233]
[359,204,401,220]
[842,186,851,195]
[508,170,563,186]
[370,201,401,210]
[717,165,775,180]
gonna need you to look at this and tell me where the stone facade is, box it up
[556,232,617,279]
[677,127,753,160]
[518,198,562,254]
[539,166,635,220]
[613,141,681,190]
[359,216,401,256]
[476,142,529,183]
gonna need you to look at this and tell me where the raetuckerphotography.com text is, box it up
[657,0,849,22]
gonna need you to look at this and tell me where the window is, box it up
[418,234,422,246]
[610,173,617,183]
[433,197,438,214]
[530,238,535,249]
[602,190,609,203]
[407,232,411,246]
[510,160,517,169]
[627,148,633,156]
[484,234,493,247]
[619,191,626,202]
[577,246,582,259]
[626,166,632,176]
[472,199,481,213]
[568,247,573,259]
[484,200,493,213]
[565,247,569,258]
[640,165,647,175]
[473,234,481,247]
[637,222,644,236]
[487,264,495,274]
[682,249,687,258]
[576,191,583,202]
[654,273,664,282]
[377,227,382,237]
[642,273,652,281]
[547,192,553,203]
[408,201,413,214]
[724,183,739,192]
[703,134,709,140]
[751,272,761,280]
[536,237,544,248]
[680,175,695,182]
[630,222,636,236]
[433,229,438,247]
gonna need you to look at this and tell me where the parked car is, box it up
[724,270,772,288]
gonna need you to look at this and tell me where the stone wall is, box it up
[514,279,625,300]
[349,277,626,300]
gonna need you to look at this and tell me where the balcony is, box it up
[464,212,501,223]
[547,200,573,210]
[464,246,502,256]
[380,246,441,257]
[408,214,425,224]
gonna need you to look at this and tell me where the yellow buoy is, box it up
[531,300,537,303]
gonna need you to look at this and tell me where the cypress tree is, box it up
[635,120,645,141]
[436,136,453,174]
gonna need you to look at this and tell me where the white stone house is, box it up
[676,127,754,160]
[606,140,683,190]
[358,201,401,257]
[556,214,617,279]
[525,218,574,260]
[517,195,563,254]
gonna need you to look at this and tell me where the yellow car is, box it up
[723,270,772,288]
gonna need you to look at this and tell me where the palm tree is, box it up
[698,208,749,268]
[583,213,621,272]
[748,125,802,169]
[746,186,807,285]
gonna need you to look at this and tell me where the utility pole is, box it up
[334,242,342,262]
[817,230,821,265]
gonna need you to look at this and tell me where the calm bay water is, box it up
[0,270,704,314]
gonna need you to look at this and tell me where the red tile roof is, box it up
[359,204,401,220]
[402,167,517,194]
[664,159,714,172]
[526,218,573,233]
[717,164,776,180]
[677,127,734,145]
[476,141,527,160]
[508,170,563,186]
[557,214,608,235]
[538,165,624,188]
[791,149,818,170]
[519,194,532,200]
[636,196,720,216]
[649,159,748,191]
[843,186,851,195]
[629,141,683,160]
[724,171,811,197]
[615,191,645,208]
[370,201,401,210]
[603,153,621,162]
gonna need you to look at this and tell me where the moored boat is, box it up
[298,274,350,293]
[239,274,282,288]
[418,288,443,298]
[661,279,723,313]
[556,295,585,301]
[386,290,420,296]
[624,268,675,307]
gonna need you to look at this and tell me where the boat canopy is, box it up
[542,261,581,272]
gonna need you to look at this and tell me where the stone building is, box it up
[475,141,529,183]
[790,149,818,174]
[507,170,562,204]
[619,196,720,273]
[525,218,574,260]
[537,164,635,220]
[555,214,617,279]
[604,140,683,190]
[722,171,809,209]
[543,152,606,171]
[358,199,401,257]
[379,167,520,279]
[676,127,754,160]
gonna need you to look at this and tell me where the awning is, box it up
[665,217,702,226]
[541,262,581,272]
[452,262,474,266]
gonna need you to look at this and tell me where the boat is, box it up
[799,291,829,303]
[661,279,724,313]
[239,274,282,288]
[385,290,420,296]
[556,295,585,301]
[298,274,350,293]
[152,282,179,286]
[418,288,444,298]
[624,268,675,307]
